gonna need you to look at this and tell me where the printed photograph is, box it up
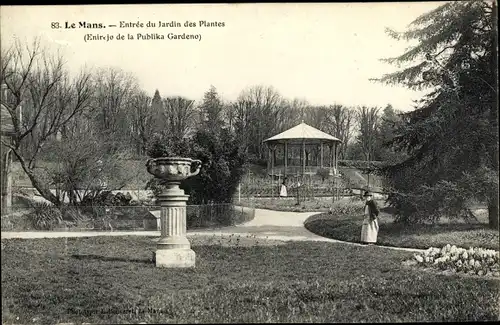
[1,2,498,324]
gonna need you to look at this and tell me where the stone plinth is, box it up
[155,182,196,268]
[155,248,196,268]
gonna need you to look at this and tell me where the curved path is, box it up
[1,207,423,252]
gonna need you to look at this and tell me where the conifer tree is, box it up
[372,1,498,228]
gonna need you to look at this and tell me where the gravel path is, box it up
[1,208,424,252]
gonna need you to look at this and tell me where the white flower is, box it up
[462,252,469,260]
[414,255,424,263]
[469,259,475,266]
[474,260,482,269]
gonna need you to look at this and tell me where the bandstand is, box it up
[263,122,342,183]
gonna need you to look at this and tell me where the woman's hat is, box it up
[363,191,373,197]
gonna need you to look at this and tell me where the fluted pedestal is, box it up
[155,182,195,268]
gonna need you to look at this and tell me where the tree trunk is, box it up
[12,150,61,206]
[26,168,61,206]
[1,144,12,215]
[488,200,499,230]
[488,1,499,230]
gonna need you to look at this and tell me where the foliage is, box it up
[26,201,62,230]
[388,166,499,224]
[183,128,247,204]
[79,191,135,207]
[41,133,134,205]
[146,133,192,159]
[372,1,498,228]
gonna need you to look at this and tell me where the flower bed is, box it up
[412,244,500,277]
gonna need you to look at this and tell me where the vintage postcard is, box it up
[1,2,498,324]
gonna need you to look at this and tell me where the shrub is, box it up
[384,158,498,226]
[27,202,63,230]
[328,199,365,216]
[79,191,134,207]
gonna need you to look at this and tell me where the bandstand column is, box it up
[320,142,324,168]
[334,142,338,174]
[302,139,306,177]
[270,144,276,197]
[329,144,333,168]
[284,141,288,177]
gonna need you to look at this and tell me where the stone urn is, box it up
[146,157,202,182]
[146,157,202,268]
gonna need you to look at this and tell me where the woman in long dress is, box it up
[279,178,288,198]
[360,191,380,244]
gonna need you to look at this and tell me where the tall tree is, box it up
[355,106,381,161]
[326,104,355,159]
[372,1,498,228]
[128,90,156,156]
[151,89,163,112]
[200,85,224,130]
[377,104,407,163]
[92,67,138,149]
[162,96,197,141]
[280,98,309,131]
[0,38,94,205]
[235,85,283,160]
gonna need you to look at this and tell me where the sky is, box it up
[1,2,448,112]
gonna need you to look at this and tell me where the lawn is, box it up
[305,207,500,250]
[1,236,499,324]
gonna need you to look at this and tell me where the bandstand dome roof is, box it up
[263,122,341,145]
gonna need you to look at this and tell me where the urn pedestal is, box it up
[146,157,201,268]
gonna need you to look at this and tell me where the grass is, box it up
[305,206,500,251]
[1,236,499,324]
